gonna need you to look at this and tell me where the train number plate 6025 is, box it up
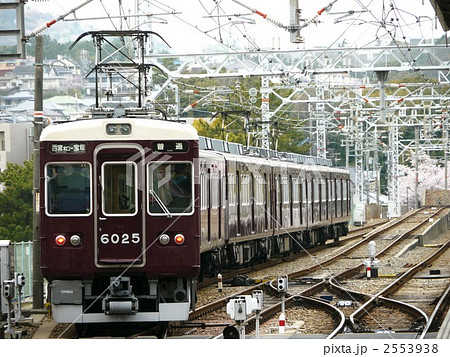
[100,233,141,245]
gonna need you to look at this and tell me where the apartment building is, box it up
[0,122,33,173]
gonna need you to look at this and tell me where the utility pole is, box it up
[28,2,94,309]
[415,124,420,209]
[32,35,44,310]
[375,70,388,206]
[260,75,270,150]
[315,86,327,159]
[444,116,448,190]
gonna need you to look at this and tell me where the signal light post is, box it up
[277,276,288,314]
[14,273,30,323]
[277,276,288,333]
[225,295,259,339]
[2,279,22,338]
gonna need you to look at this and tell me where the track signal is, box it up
[277,276,288,292]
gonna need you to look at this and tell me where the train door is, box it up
[325,178,329,220]
[311,179,315,224]
[318,180,322,222]
[250,173,255,233]
[334,178,338,218]
[207,168,211,242]
[264,173,268,231]
[236,170,241,236]
[278,174,283,228]
[273,174,278,229]
[94,145,145,267]
[218,170,222,240]
[304,179,309,226]
[289,175,293,226]
[300,180,303,225]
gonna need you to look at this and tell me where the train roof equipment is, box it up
[199,136,333,167]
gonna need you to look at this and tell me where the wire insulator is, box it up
[46,19,57,28]
[265,15,286,29]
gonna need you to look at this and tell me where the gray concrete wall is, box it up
[365,203,388,220]
[417,213,449,246]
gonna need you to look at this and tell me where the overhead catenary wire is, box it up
[27,1,447,140]
[27,0,94,38]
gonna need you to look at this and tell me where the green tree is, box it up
[0,161,33,242]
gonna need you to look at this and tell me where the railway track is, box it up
[197,220,384,289]
[38,211,450,339]
[173,208,449,338]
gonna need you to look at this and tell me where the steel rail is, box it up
[419,284,450,339]
[197,220,386,289]
[187,208,438,337]
[349,239,450,331]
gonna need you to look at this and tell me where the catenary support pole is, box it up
[32,35,44,310]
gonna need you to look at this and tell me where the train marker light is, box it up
[55,235,66,246]
[70,234,81,246]
[174,234,185,245]
[159,234,170,245]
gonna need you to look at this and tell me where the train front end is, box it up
[39,117,200,327]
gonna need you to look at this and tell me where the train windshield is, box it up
[148,162,193,215]
[45,163,91,215]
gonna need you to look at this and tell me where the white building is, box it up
[0,122,33,173]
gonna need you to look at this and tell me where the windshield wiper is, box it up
[149,189,172,218]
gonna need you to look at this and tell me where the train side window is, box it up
[148,162,193,215]
[211,172,219,209]
[46,163,91,215]
[102,162,137,215]
[200,172,207,210]
[228,173,235,206]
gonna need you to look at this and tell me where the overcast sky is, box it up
[25,0,446,53]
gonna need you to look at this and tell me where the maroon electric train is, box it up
[39,108,350,334]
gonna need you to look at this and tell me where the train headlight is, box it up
[106,123,132,135]
[174,234,185,245]
[70,234,81,246]
[159,234,170,245]
[55,235,66,246]
[120,124,132,135]
[106,124,117,135]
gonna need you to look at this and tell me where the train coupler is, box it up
[102,276,139,315]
